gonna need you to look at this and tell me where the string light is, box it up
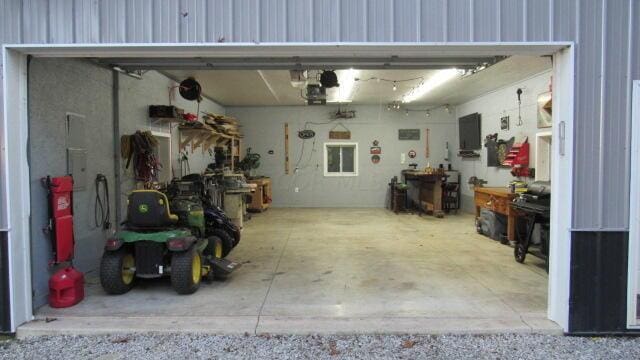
[392,82,397,91]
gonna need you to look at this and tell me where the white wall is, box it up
[228,105,456,207]
[451,70,553,213]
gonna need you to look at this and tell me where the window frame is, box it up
[323,142,358,177]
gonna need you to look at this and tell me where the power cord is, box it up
[95,174,111,230]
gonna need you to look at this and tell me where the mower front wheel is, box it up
[210,229,234,258]
[171,248,202,295]
[100,250,135,295]
[204,236,224,259]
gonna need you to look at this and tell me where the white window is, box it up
[324,142,358,177]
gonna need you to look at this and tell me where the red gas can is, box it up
[48,266,84,308]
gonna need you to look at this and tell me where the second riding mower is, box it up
[168,174,241,257]
[99,190,239,295]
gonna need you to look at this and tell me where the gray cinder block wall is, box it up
[28,58,116,307]
[28,59,226,308]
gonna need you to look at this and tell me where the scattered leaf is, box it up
[328,340,340,356]
[402,339,416,349]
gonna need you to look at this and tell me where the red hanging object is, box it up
[502,137,532,178]
[45,176,75,263]
[44,175,85,308]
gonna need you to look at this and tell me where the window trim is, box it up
[323,142,358,177]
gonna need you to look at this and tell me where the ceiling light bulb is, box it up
[405,109,409,116]
[392,82,397,91]
[445,105,451,114]
[425,110,431,117]
[387,105,391,111]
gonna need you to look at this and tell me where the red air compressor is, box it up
[44,175,84,308]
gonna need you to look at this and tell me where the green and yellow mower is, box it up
[99,190,237,295]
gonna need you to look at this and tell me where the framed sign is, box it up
[398,129,420,140]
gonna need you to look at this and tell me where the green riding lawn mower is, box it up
[100,178,241,295]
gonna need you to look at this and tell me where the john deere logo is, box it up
[138,204,149,213]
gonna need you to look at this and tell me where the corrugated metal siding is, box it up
[0,0,639,230]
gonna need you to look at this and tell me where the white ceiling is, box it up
[163,55,551,107]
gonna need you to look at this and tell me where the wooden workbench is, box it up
[402,170,445,217]
[247,177,272,212]
[474,187,519,242]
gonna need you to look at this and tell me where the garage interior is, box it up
[23,51,558,334]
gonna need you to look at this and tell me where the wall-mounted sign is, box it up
[298,129,316,139]
[399,129,420,140]
[408,149,417,158]
[500,116,510,130]
[371,155,381,164]
[329,123,351,139]
[370,146,381,155]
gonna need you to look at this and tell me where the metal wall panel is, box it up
[48,0,73,43]
[573,0,603,229]
[601,0,631,229]
[179,0,207,43]
[313,0,339,42]
[260,0,286,42]
[420,0,445,41]
[499,0,523,41]
[0,0,638,230]
[232,0,259,42]
[125,0,153,43]
[367,0,392,42]
[472,0,498,42]
[74,0,100,43]
[446,0,470,41]
[0,0,22,43]
[633,0,640,81]
[394,0,419,42]
[551,0,577,41]
[286,0,313,42]
[569,232,632,334]
[206,0,232,42]
[22,0,49,43]
[525,0,549,41]
[99,0,125,43]
[340,0,367,41]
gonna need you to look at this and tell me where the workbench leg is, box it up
[507,213,516,242]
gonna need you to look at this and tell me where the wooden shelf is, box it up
[178,123,233,153]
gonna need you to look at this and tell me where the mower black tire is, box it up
[100,250,135,295]
[210,228,234,257]
[171,248,202,295]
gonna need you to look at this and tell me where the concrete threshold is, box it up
[17,315,562,338]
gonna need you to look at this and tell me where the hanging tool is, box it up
[516,88,523,126]
[94,174,111,230]
[425,128,430,158]
[285,123,290,174]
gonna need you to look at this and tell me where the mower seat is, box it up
[126,190,179,229]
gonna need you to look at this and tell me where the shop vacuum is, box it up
[44,175,84,308]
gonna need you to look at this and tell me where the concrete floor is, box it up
[20,208,558,337]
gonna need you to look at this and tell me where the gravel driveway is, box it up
[1,333,639,359]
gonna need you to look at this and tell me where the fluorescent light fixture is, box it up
[402,69,459,103]
[329,68,359,103]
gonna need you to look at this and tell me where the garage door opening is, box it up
[3,43,574,334]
